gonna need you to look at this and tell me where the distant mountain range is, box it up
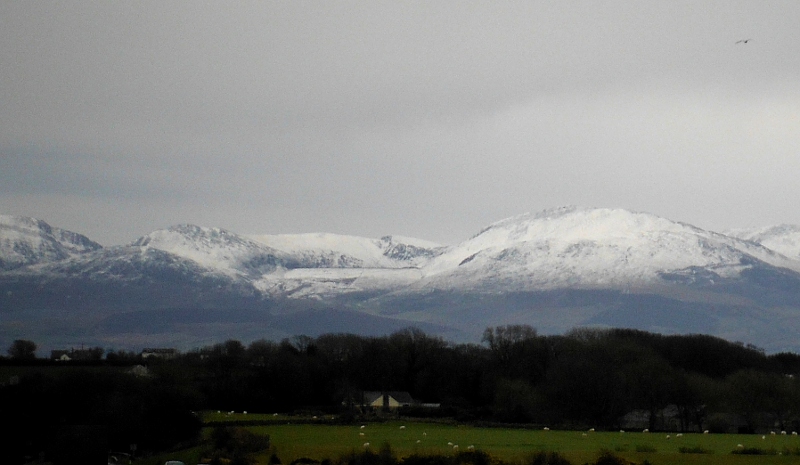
[3,206,800,353]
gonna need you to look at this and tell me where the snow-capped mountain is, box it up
[726,224,800,261]
[5,209,794,294]
[4,207,800,353]
[133,225,287,278]
[0,215,101,271]
[416,206,800,291]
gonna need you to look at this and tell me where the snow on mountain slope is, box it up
[2,244,262,314]
[0,215,102,271]
[726,224,800,261]
[132,225,286,277]
[418,206,800,290]
[245,233,442,297]
[127,227,443,297]
[247,233,443,269]
[253,267,425,299]
[19,245,224,281]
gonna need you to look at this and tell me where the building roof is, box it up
[362,391,415,405]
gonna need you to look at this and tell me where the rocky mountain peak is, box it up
[0,214,102,270]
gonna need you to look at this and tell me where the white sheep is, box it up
[363,443,370,448]
[703,430,709,434]
[467,445,475,451]
[543,427,550,431]
[400,426,406,430]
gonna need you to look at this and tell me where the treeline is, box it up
[4,326,800,463]
[181,326,800,433]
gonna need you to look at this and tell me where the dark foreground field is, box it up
[138,414,800,465]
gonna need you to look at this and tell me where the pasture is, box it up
[187,414,800,465]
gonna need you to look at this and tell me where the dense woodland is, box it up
[3,326,800,463]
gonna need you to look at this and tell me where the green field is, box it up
[145,414,800,465]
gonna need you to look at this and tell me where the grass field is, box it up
[144,414,800,465]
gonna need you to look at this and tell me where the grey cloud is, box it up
[2,1,800,245]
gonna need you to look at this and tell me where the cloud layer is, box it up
[2,2,799,245]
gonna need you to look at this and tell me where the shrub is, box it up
[337,444,396,465]
[593,450,626,465]
[210,426,270,455]
[207,426,271,465]
[401,453,450,465]
[291,459,321,465]
[678,446,713,454]
[454,450,493,465]
[524,450,572,465]
[730,447,777,455]
[378,442,396,465]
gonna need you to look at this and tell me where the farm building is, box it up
[361,391,415,410]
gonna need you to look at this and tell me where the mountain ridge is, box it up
[3,207,800,353]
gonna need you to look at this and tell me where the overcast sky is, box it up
[2,2,799,246]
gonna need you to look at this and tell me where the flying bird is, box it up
[735,39,751,44]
